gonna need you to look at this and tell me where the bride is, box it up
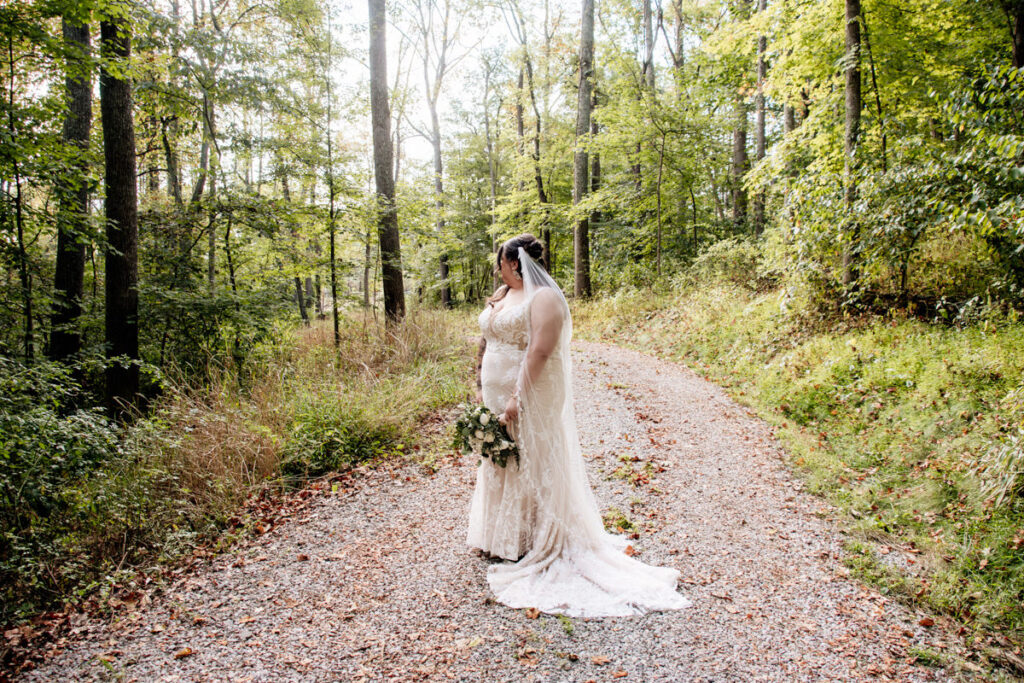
[466,233,690,617]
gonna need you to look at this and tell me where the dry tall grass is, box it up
[136,308,473,527]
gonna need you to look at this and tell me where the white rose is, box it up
[484,433,494,443]
[479,412,490,425]
[475,430,485,440]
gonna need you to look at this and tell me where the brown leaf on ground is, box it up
[919,617,934,627]
[624,545,637,557]
[525,607,540,619]
[173,647,194,659]
[613,671,628,678]
[592,655,611,665]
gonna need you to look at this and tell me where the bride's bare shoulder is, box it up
[529,288,565,321]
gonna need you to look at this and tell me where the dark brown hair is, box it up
[488,233,544,304]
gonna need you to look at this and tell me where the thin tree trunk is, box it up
[861,9,887,172]
[484,69,501,291]
[429,99,451,307]
[843,0,862,290]
[51,17,91,362]
[523,53,550,269]
[573,0,594,298]
[590,87,601,243]
[370,0,406,323]
[514,67,526,191]
[161,117,183,204]
[363,229,371,307]
[753,0,766,235]
[731,95,748,231]
[100,16,140,415]
[326,51,340,345]
[655,132,665,275]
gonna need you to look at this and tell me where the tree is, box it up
[100,12,140,414]
[842,0,861,290]
[50,14,92,363]
[402,0,469,307]
[752,0,766,235]
[370,0,406,323]
[573,0,594,298]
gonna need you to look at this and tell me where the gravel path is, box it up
[20,342,959,682]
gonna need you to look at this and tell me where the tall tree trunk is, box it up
[204,96,218,292]
[51,17,91,362]
[843,0,861,289]
[100,16,139,416]
[429,101,451,307]
[484,68,501,291]
[590,87,601,241]
[573,0,594,298]
[1006,0,1024,67]
[8,36,32,361]
[370,0,406,323]
[324,23,341,344]
[731,95,748,231]
[753,0,767,235]
[523,53,550,269]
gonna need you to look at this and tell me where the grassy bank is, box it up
[1,309,473,630]
[575,283,1024,649]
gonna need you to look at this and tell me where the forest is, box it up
[1,0,1023,671]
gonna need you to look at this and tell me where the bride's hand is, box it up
[500,394,519,425]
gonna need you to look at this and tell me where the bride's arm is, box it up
[502,289,563,423]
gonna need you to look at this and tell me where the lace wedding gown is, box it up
[466,266,691,618]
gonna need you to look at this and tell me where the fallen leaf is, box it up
[624,545,637,557]
[174,647,194,659]
[297,554,310,562]
[592,655,611,666]
[238,616,257,624]
[613,671,628,678]
[525,607,540,619]
[919,617,934,627]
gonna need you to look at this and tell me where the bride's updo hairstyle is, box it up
[500,233,544,277]
[488,233,544,304]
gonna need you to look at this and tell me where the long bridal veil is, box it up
[485,248,691,617]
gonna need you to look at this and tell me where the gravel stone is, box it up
[19,341,958,681]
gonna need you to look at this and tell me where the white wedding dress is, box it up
[466,250,690,618]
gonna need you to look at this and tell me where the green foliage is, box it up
[0,357,168,621]
[280,395,399,479]
[0,311,473,623]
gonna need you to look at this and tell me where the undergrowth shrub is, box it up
[0,309,472,624]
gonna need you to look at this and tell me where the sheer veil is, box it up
[485,247,691,617]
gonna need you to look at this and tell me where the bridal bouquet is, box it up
[453,403,520,468]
